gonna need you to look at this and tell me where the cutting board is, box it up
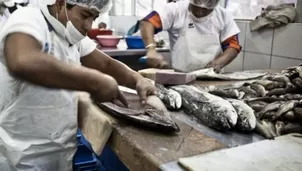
[77,92,113,155]
[138,68,175,81]
[178,134,302,171]
[138,68,196,85]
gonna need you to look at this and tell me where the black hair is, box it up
[66,3,75,9]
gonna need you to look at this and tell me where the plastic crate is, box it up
[74,154,98,171]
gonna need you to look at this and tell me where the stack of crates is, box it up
[73,130,106,171]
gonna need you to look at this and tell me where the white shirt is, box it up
[156,0,240,49]
[0,6,96,170]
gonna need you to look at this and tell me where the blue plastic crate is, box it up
[74,144,94,163]
[125,36,145,49]
[74,154,98,171]
[100,145,129,171]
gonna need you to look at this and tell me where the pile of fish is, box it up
[155,65,302,139]
[156,84,256,132]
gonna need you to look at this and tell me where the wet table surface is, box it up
[105,76,281,171]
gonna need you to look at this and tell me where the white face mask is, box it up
[64,4,85,45]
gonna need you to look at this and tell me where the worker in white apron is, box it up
[0,0,155,170]
[140,0,241,73]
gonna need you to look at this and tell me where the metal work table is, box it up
[103,80,270,171]
[98,40,170,57]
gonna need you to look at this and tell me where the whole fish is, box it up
[294,107,302,122]
[273,100,297,121]
[228,99,256,131]
[291,77,302,89]
[261,111,276,120]
[275,121,285,136]
[228,89,240,99]
[155,84,182,110]
[246,96,285,103]
[256,101,283,119]
[209,89,231,98]
[267,88,287,96]
[250,84,267,97]
[247,101,268,112]
[96,89,180,133]
[254,80,274,89]
[239,86,257,96]
[238,91,245,100]
[171,85,238,131]
[271,75,293,88]
[283,111,295,122]
[281,123,302,135]
[255,119,275,139]
[266,82,285,90]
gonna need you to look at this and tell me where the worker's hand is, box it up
[146,49,170,69]
[206,60,223,73]
[91,75,129,107]
[136,78,156,104]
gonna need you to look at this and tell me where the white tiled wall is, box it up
[225,21,302,72]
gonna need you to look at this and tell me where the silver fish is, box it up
[271,75,293,88]
[291,77,302,89]
[155,84,182,110]
[294,107,302,122]
[250,84,267,97]
[275,121,285,136]
[273,100,297,121]
[171,85,238,131]
[238,91,245,100]
[209,89,231,98]
[261,111,276,120]
[254,80,274,89]
[239,86,257,96]
[228,99,256,131]
[256,101,283,119]
[282,123,302,135]
[255,120,275,139]
[267,88,287,96]
[283,110,296,122]
[247,101,268,112]
[266,82,285,90]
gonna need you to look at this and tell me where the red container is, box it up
[96,35,122,47]
[87,29,113,40]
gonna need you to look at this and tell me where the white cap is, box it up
[66,0,112,14]
[189,0,219,9]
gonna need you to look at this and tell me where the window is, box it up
[110,0,168,17]
[226,0,297,20]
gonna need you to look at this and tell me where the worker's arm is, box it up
[140,20,156,50]
[4,33,115,94]
[81,50,142,89]
[207,10,241,72]
[140,10,172,68]
[207,34,241,72]
[81,50,156,102]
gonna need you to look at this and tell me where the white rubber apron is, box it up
[171,12,223,73]
[0,6,80,171]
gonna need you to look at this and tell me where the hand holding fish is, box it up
[90,75,129,108]
[136,78,157,104]
[206,60,223,73]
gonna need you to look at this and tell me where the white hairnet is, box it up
[66,0,112,14]
[189,0,219,9]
